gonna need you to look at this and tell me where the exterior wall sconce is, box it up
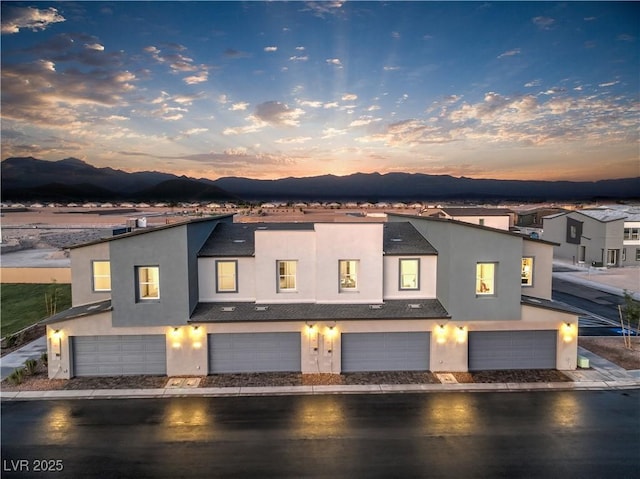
[51,329,62,358]
[435,324,447,344]
[170,327,182,349]
[190,325,203,349]
[562,323,575,343]
[326,325,337,338]
[455,326,467,344]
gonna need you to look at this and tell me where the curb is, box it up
[2,381,639,401]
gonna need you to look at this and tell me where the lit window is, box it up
[137,266,160,300]
[92,261,111,292]
[339,260,358,291]
[216,260,237,293]
[636,249,640,261]
[521,257,534,286]
[399,258,420,290]
[476,263,496,295]
[277,260,297,291]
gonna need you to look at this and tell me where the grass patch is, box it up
[1,283,71,337]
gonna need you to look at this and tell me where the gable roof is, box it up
[383,222,437,255]
[388,212,558,246]
[543,209,627,223]
[441,207,513,217]
[69,215,234,250]
[198,222,315,257]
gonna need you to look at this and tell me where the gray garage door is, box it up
[468,330,557,371]
[72,335,167,377]
[208,333,301,373]
[341,332,430,372]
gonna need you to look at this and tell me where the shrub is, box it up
[24,359,38,376]
[4,334,18,348]
[40,352,48,367]
[7,368,24,385]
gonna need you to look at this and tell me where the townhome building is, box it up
[44,214,579,379]
[542,208,640,267]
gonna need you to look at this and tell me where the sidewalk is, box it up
[0,336,46,381]
[553,261,640,300]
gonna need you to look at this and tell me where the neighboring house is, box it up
[44,214,578,379]
[542,209,628,267]
[431,207,514,230]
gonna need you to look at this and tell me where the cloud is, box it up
[342,93,358,101]
[85,43,105,51]
[524,79,542,88]
[326,58,342,66]
[229,102,250,111]
[298,100,324,108]
[617,34,635,42]
[275,136,312,144]
[181,127,208,136]
[304,1,344,18]
[349,116,381,127]
[598,80,619,88]
[497,49,521,59]
[254,101,305,126]
[295,46,305,51]
[1,6,65,34]
[264,46,278,52]
[323,102,339,109]
[383,66,400,71]
[532,16,555,30]
[289,55,309,62]
[184,70,208,84]
[321,127,347,139]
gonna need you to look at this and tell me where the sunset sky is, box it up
[1,1,638,181]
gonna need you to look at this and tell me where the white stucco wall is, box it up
[450,215,510,230]
[383,255,437,299]
[70,243,111,307]
[522,240,554,300]
[198,257,256,302]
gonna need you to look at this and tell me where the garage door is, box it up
[72,335,167,377]
[468,330,557,371]
[341,332,430,372]
[208,333,301,373]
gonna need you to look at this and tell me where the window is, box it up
[606,249,618,266]
[137,266,159,300]
[476,263,496,295]
[339,260,358,291]
[622,249,626,262]
[277,260,297,291]
[399,259,420,290]
[624,228,640,240]
[216,260,237,293]
[92,261,111,292]
[636,249,640,261]
[521,257,534,286]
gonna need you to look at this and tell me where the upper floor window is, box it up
[277,260,297,292]
[92,260,111,292]
[624,228,640,240]
[476,263,496,296]
[521,257,534,286]
[339,260,358,291]
[137,266,160,300]
[399,258,420,290]
[216,260,237,293]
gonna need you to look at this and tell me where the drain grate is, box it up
[435,373,458,384]
[165,377,202,389]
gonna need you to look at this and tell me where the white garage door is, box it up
[468,330,557,371]
[341,332,430,372]
[72,335,167,377]
[208,333,301,373]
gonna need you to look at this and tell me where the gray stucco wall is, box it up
[389,216,522,321]
[70,242,111,307]
[543,213,624,266]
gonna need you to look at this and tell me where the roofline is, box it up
[69,214,235,249]
[387,212,559,246]
[440,207,514,216]
[543,210,627,224]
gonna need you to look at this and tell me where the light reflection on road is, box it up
[292,395,348,438]
[422,394,482,435]
[160,400,214,442]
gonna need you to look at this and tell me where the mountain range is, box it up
[2,157,639,202]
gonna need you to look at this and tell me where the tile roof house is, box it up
[44,213,579,378]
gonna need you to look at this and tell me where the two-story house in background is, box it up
[44,213,579,379]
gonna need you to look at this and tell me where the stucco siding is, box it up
[70,242,111,306]
[522,240,553,300]
[383,255,437,299]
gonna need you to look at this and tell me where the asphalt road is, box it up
[552,277,626,326]
[2,390,639,478]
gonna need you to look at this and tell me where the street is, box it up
[552,277,627,328]
[2,390,639,478]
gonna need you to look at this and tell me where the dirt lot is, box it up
[579,336,640,370]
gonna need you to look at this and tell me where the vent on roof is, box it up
[221,306,236,312]
[257,226,268,230]
[528,298,541,304]
[408,303,423,309]
[390,238,403,242]
[87,304,102,310]
[369,304,384,310]
[232,239,246,243]
[255,306,269,311]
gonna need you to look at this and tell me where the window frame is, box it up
[339,259,359,292]
[216,260,238,293]
[521,257,534,287]
[91,260,111,292]
[277,260,297,292]
[476,262,497,296]
[636,249,640,261]
[399,258,420,291]
[136,265,160,301]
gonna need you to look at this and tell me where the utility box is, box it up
[577,356,590,368]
